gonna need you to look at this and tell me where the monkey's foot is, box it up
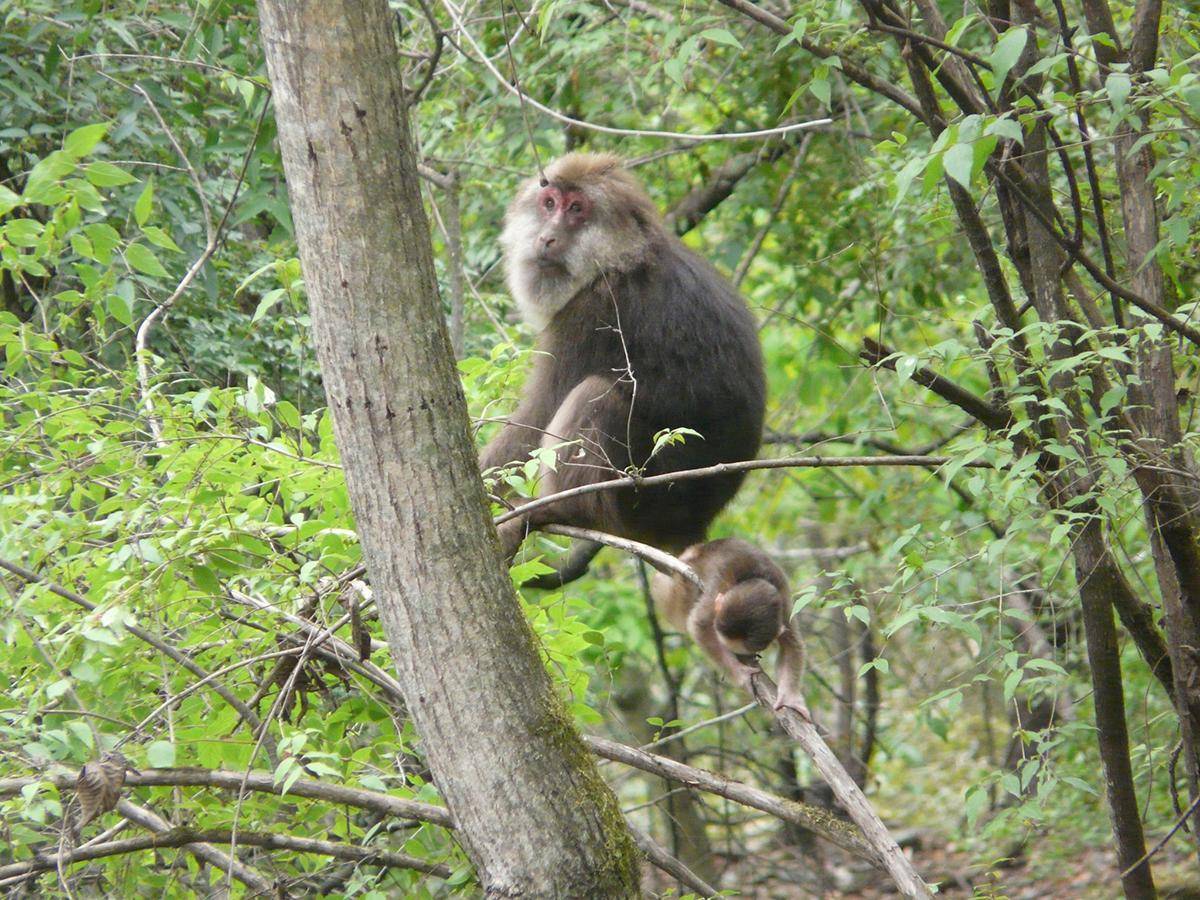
[772,690,811,721]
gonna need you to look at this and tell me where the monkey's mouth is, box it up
[534,255,568,271]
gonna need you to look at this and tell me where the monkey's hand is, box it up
[772,687,811,721]
[728,660,761,693]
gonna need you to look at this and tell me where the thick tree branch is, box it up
[664,142,788,235]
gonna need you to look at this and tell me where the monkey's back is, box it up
[691,538,789,594]
[543,236,766,547]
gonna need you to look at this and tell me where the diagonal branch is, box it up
[664,142,790,235]
[715,0,924,118]
[584,733,879,864]
[861,338,1012,431]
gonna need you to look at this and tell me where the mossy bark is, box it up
[256,2,641,894]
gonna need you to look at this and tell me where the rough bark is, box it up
[1075,521,1157,899]
[255,3,640,896]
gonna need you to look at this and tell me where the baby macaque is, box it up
[651,538,808,718]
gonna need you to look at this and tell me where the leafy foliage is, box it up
[2,0,1199,895]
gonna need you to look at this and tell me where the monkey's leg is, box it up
[515,376,627,576]
[772,627,811,720]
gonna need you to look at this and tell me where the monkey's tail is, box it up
[523,540,603,590]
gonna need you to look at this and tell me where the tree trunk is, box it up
[255,3,641,895]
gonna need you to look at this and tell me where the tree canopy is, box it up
[1,0,1199,896]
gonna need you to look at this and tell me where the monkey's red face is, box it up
[535,185,591,264]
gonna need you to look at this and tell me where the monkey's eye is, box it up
[568,201,582,213]
[543,197,555,210]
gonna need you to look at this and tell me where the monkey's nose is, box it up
[542,236,557,248]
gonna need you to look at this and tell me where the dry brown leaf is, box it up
[75,751,134,835]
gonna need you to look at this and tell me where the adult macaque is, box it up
[481,153,765,583]
[651,538,808,717]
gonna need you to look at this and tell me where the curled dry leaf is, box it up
[75,751,135,835]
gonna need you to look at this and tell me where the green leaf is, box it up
[944,142,975,187]
[987,117,1024,144]
[141,225,181,252]
[0,184,20,216]
[134,178,154,226]
[892,157,925,207]
[1003,668,1022,701]
[106,292,133,326]
[1106,72,1131,111]
[147,740,176,767]
[83,162,136,187]
[252,288,287,323]
[125,243,169,278]
[5,219,43,247]
[663,56,687,86]
[964,785,988,826]
[698,28,743,49]
[809,75,831,107]
[64,123,108,158]
[895,354,919,384]
[944,14,976,46]
[275,400,302,429]
[84,223,121,265]
[988,28,1029,92]
[23,151,74,204]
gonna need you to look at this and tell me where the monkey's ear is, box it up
[539,176,549,187]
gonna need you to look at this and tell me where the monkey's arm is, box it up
[772,625,810,720]
[687,601,760,691]
[479,356,560,473]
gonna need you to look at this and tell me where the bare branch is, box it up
[585,734,879,864]
[0,820,451,884]
[745,675,932,898]
[0,767,454,828]
[537,524,704,590]
[629,827,720,897]
[113,801,274,894]
[494,453,993,527]
[664,142,790,235]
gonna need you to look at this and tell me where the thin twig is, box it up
[442,0,830,142]
[1120,790,1200,878]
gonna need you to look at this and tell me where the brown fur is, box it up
[484,155,766,586]
[651,539,809,715]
